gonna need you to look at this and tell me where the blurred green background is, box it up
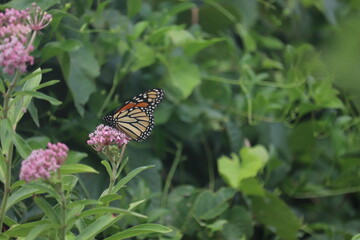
[3,0,360,239]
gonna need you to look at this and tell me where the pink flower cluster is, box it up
[20,142,69,182]
[0,4,52,75]
[87,124,130,152]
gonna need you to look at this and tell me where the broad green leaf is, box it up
[24,223,58,240]
[33,195,60,224]
[26,182,61,203]
[218,153,241,188]
[111,165,155,194]
[218,145,269,194]
[65,151,88,164]
[13,91,61,105]
[127,0,142,17]
[193,188,236,220]
[104,224,172,240]
[13,133,32,159]
[6,185,43,211]
[4,220,52,237]
[61,47,98,115]
[352,234,360,240]
[166,57,201,100]
[239,145,269,179]
[251,192,301,240]
[77,214,119,240]
[41,40,82,62]
[60,164,98,174]
[223,206,253,240]
[238,177,265,196]
[130,42,155,71]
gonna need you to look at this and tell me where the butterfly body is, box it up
[104,88,164,142]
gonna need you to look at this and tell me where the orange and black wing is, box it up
[104,88,164,142]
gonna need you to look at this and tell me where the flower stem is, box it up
[0,71,21,231]
[107,144,127,194]
[56,171,67,240]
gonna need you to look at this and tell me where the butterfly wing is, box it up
[105,88,164,142]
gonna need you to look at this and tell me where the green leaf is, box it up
[193,188,236,220]
[223,206,253,240]
[352,234,360,240]
[103,224,172,240]
[111,165,155,193]
[13,133,32,159]
[127,0,142,17]
[238,177,265,196]
[218,153,241,188]
[0,79,5,94]
[61,47,98,115]
[5,186,43,211]
[4,0,59,10]
[8,68,43,126]
[77,214,120,240]
[65,151,88,164]
[0,154,5,183]
[239,145,269,179]
[33,195,60,224]
[13,91,61,105]
[0,119,13,156]
[218,145,269,195]
[101,160,112,178]
[27,101,39,127]
[99,194,122,205]
[130,42,155,71]
[78,207,146,219]
[62,175,78,192]
[165,57,201,100]
[4,220,52,238]
[24,223,58,240]
[206,219,228,233]
[184,38,224,56]
[60,164,98,174]
[41,40,82,62]
[251,192,302,240]
[128,21,149,41]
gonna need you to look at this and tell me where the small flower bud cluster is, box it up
[0,4,52,75]
[20,142,69,182]
[87,124,130,152]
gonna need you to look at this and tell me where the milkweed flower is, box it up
[87,124,130,152]
[0,4,52,75]
[20,143,69,182]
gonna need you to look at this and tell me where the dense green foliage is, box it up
[1,0,360,239]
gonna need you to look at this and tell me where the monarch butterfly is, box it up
[103,88,164,142]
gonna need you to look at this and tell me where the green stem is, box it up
[161,143,182,214]
[56,171,67,240]
[107,144,127,194]
[0,70,21,232]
